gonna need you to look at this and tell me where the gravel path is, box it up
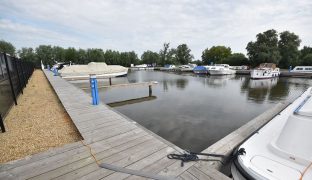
[0,70,82,163]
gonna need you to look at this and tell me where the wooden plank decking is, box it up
[0,70,230,180]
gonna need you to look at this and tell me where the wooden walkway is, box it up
[0,70,230,180]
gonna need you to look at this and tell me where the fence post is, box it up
[0,114,5,133]
[4,53,17,105]
[90,75,99,105]
[13,57,23,94]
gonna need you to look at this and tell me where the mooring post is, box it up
[109,77,112,86]
[149,84,152,97]
[0,114,5,133]
[90,74,99,105]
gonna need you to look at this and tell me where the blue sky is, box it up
[0,0,311,59]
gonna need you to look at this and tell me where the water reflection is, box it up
[206,75,235,87]
[73,71,312,152]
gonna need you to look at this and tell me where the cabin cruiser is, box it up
[178,64,197,71]
[131,64,154,70]
[160,64,176,70]
[193,66,208,74]
[209,64,236,75]
[291,66,312,73]
[231,87,312,180]
[250,63,280,79]
[58,62,128,79]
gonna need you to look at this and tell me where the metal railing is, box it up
[0,52,35,132]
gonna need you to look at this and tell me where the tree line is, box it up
[0,29,311,68]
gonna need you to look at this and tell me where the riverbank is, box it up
[0,70,82,163]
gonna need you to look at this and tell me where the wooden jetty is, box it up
[0,70,230,180]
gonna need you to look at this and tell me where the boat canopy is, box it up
[193,66,207,71]
[258,63,277,69]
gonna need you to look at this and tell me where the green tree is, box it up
[127,51,140,66]
[0,40,16,56]
[141,50,160,65]
[246,29,281,66]
[300,46,312,60]
[278,31,301,68]
[175,44,193,64]
[201,46,231,64]
[104,50,120,65]
[52,46,65,62]
[224,53,249,66]
[18,47,37,63]
[166,48,177,65]
[36,45,54,66]
[76,49,87,64]
[159,43,170,66]
[86,48,105,62]
[65,47,78,63]
[302,54,312,66]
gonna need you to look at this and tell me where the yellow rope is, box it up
[80,140,101,166]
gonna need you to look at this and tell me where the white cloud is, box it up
[0,0,311,59]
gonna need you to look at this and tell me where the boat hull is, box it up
[61,70,128,80]
[209,70,236,75]
[193,70,208,74]
[231,87,312,180]
[250,69,280,79]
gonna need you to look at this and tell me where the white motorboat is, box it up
[250,63,280,79]
[160,64,176,71]
[178,64,197,71]
[209,64,236,75]
[231,87,312,180]
[58,62,128,79]
[291,66,312,73]
[130,64,154,70]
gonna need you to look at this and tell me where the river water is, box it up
[71,71,312,152]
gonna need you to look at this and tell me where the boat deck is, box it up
[0,70,230,180]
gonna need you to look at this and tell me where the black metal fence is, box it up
[0,52,35,132]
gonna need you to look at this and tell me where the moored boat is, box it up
[178,64,197,72]
[291,66,312,73]
[209,64,236,75]
[58,62,128,79]
[231,87,312,180]
[193,66,208,74]
[250,63,280,79]
[160,64,176,71]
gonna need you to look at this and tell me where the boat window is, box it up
[305,68,312,70]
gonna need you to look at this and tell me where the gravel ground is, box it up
[0,70,82,163]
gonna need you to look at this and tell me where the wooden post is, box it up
[109,77,112,86]
[149,85,152,97]
[0,114,5,133]
[4,53,17,105]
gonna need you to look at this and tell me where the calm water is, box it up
[71,71,312,152]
